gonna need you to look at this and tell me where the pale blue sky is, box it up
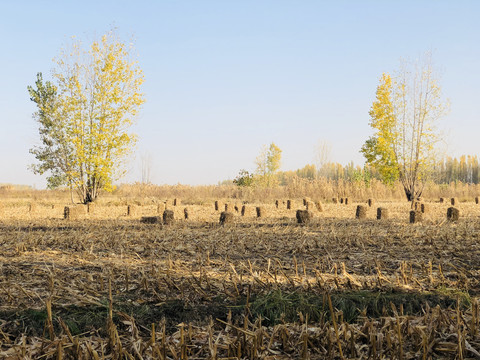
[1,1,479,187]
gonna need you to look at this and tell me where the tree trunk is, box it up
[69,183,74,204]
[83,175,99,204]
[403,183,424,208]
[85,192,93,204]
[404,187,414,202]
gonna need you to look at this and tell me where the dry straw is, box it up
[305,201,315,211]
[219,211,233,225]
[409,210,423,223]
[296,209,312,223]
[163,210,175,225]
[420,203,428,214]
[87,202,95,214]
[63,205,87,220]
[355,205,367,219]
[127,204,137,217]
[63,206,71,220]
[157,202,166,214]
[376,207,389,220]
[256,206,265,218]
[447,207,460,221]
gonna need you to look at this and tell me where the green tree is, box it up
[29,31,145,203]
[28,73,73,191]
[233,169,254,187]
[254,143,282,187]
[361,55,448,201]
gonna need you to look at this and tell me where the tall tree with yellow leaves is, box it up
[361,54,448,201]
[255,143,282,187]
[29,31,145,203]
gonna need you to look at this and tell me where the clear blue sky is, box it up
[1,1,479,187]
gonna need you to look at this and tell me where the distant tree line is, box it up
[276,155,479,186]
[278,163,374,184]
[434,155,480,184]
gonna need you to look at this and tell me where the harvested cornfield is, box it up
[1,191,480,359]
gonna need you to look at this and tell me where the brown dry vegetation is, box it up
[1,187,480,359]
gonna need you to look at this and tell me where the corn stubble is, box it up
[0,195,479,358]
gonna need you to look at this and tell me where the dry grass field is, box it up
[1,190,480,359]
